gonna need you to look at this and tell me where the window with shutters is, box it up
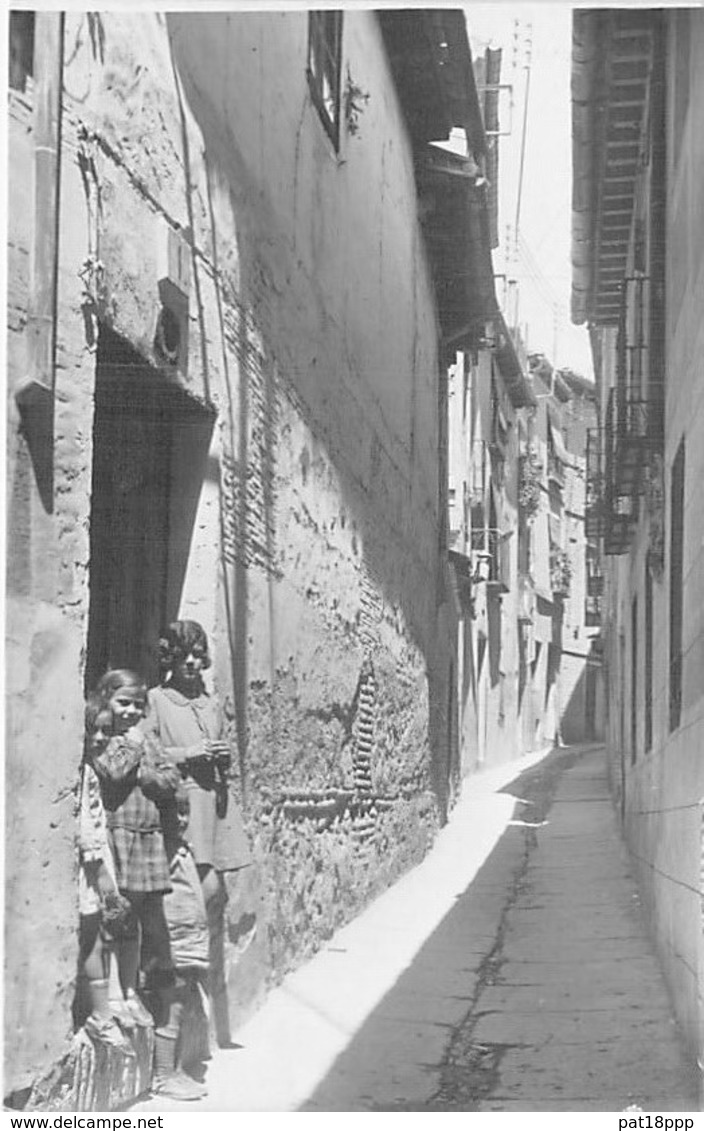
[307,11,343,149]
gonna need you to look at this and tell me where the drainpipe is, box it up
[15,11,65,414]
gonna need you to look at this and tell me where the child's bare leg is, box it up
[107,947,123,1002]
[79,914,134,1052]
[117,933,140,998]
[152,978,207,1099]
[198,865,230,1046]
[154,984,183,1081]
[79,913,111,1019]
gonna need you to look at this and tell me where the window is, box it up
[307,11,343,148]
[9,10,34,93]
[669,439,685,732]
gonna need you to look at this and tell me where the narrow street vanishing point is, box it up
[136,744,699,1113]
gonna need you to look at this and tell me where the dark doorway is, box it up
[85,329,215,692]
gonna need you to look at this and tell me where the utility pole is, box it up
[513,22,533,258]
[504,21,532,338]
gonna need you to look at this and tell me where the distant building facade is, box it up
[447,333,600,775]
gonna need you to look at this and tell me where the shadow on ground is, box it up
[298,746,590,1112]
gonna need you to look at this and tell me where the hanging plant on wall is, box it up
[550,546,572,597]
[519,445,542,519]
[344,69,370,137]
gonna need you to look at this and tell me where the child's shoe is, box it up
[84,1013,136,1056]
[175,1070,208,1098]
[125,990,153,1027]
[151,1071,206,1102]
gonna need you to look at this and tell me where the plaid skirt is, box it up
[108,824,171,894]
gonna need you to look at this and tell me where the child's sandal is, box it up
[151,1071,206,1101]
[126,991,154,1027]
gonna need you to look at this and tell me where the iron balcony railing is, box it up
[585,427,605,540]
[606,385,664,498]
[585,594,602,627]
[586,424,635,556]
[587,387,665,555]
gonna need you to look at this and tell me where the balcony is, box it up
[547,449,565,487]
[585,427,604,539]
[606,385,663,498]
[586,388,664,555]
[471,527,511,593]
[518,446,542,519]
[585,594,602,627]
[550,546,572,598]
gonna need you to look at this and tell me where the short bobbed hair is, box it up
[158,620,211,677]
[94,669,148,706]
[84,692,114,736]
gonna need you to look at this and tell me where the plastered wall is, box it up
[6,10,456,1092]
[6,76,99,1091]
[614,10,704,1062]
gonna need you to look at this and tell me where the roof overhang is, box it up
[379,10,501,351]
[379,9,533,407]
[571,9,655,326]
[416,145,499,346]
[494,312,536,409]
[378,9,486,154]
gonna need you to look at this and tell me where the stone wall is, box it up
[6,67,99,1092]
[5,10,456,1096]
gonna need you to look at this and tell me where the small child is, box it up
[91,669,180,1029]
[77,698,133,1053]
[150,789,210,1101]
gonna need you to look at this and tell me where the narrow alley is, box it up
[7,8,704,1114]
[135,744,699,1113]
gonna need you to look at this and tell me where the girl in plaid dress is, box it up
[92,669,180,1027]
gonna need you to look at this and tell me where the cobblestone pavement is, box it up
[134,745,700,1112]
[301,746,699,1112]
